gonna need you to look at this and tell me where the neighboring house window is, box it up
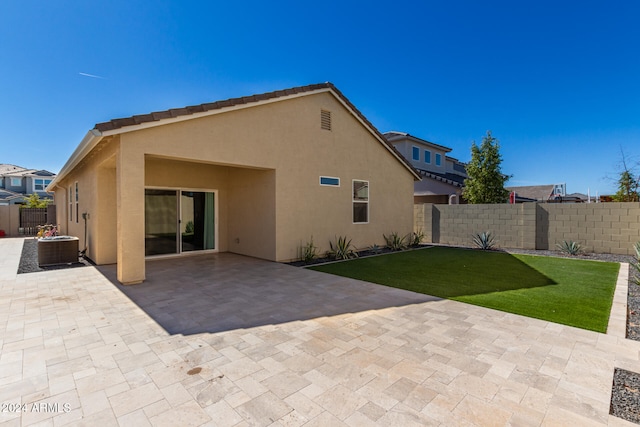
[424,150,431,164]
[34,179,52,191]
[75,182,79,223]
[412,146,420,161]
[10,178,21,187]
[435,153,442,166]
[353,180,369,223]
[320,176,340,186]
[69,186,73,221]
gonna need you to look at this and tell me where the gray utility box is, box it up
[37,236,79,266]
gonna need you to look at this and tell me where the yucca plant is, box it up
[411,229,425,246]
[298,236,318,263]
[556,240,583,256]
[327,236,358,260]
[472,232,496,250]
[384,232,408,251]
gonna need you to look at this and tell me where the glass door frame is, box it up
[144,186,219,258]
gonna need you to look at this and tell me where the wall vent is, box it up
[321,109,331,131]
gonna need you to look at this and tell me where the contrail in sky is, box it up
[79,72,106,79]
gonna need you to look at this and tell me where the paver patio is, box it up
[0,237,639,426]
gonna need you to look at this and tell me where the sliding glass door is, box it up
[145,189,216,257]
[180,191,215,252]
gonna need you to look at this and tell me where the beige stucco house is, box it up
[48,83,419,284]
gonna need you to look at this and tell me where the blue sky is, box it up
[2,1,638,195]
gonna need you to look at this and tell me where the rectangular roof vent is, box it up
[321,110,331,131]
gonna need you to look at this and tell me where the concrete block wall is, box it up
[540,202,640,255]
[429,203,532,249]
[416,202,640,256]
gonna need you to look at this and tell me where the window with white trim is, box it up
[412,146,420,161]
[75,182,79,223]
[10,177,21,187]
[352,180,369,223]
[34,179,52,191]
[424,150,431,164]
[435,153,442,166]
[69,186,73,222]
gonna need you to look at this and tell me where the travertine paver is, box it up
[0,237,638,426]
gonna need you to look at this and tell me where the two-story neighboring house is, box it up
[384,132,467,204]
[0,164,56,205]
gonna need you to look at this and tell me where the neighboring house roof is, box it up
[384,131,453,153]
[0,189,23,202]
[51,82,420,189]
[0,165,56,177]
[417,169,466,187]
[0,164,27,175]
[506,185,555,201]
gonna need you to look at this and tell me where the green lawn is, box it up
[309,247,621,333]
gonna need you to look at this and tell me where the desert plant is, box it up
[298,236,318,263]
[557,240,583,256]
[472,232,496,250]
[327,236,358,260]
[384,232,408,251]
[410,229,425,246]
[632,241,640,285]
[368,243,383,255]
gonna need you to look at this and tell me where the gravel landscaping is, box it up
[17,238,92,274]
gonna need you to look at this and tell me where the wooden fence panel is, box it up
[19,207,48,235]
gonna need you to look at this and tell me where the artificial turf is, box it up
[309,246,621,333]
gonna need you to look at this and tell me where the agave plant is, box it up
[327,236,358,260]
[368,243,383,255]
[472,232,496,250]
[384,232,408,251]
[556,240,583,256]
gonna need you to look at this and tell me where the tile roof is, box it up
[91,82,419,179]
[506,185,555,201]
[417,169,466,187]
[0,165,56,177]
[0,189,23,201]
[95,83,335,133]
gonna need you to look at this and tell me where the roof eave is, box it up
[47,129,103,191]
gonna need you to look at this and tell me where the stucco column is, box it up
[116,144,145,284]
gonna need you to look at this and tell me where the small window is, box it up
[424,150,431,164]
[75,182,79,223]
[10,177,21,187]
[69,186,73,222]
[412,146,420,161]
[320,176,340,186]
[353,180,369,224]
[321,110,331,131]
[435,153,442,166]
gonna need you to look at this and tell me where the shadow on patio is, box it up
[97,253,439,335]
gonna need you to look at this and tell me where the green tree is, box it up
[463,130,510,204]
[612,170,639,202]
[22,193,50,208]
